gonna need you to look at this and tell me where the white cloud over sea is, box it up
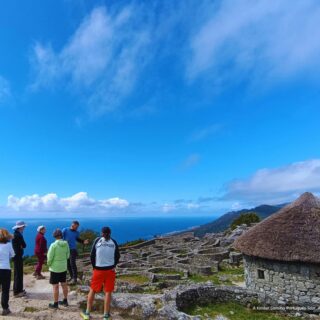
[7,192,129,213]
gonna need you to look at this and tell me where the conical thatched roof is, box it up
[233,192,320,263]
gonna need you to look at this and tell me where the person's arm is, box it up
[9,242,15,259]
[90,238,99,268]
[47,244,54,266]
[21,234,26,249]
[40,236,47,254]
[113,239,120,266]
[12,235,19,255]
[76,237,84,244]
[76,231,89,245]
[66,243,70,260]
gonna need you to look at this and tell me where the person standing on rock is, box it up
[47,228,70,309]
[34,225,47,280]
[12,221,27,297]
[80,226,120,320]
[0,228,15,316]
[62,221,89,285]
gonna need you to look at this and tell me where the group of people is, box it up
[0,220,120,320]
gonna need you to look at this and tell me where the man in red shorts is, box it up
[81,227,120,320]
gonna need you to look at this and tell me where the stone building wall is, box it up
[244,255,320,306]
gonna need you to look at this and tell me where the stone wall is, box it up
[244,255,320,306]
[175,284,261,311]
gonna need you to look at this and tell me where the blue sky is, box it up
[1,0,320,217]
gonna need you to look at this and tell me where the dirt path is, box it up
[3,273,124,320]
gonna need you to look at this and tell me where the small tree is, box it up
[230,212,260,230]
[77,229,99,254]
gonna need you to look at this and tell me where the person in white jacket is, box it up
[0,228,15,316]
[81,227,120,320]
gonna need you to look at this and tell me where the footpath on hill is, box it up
[4,272,124,320]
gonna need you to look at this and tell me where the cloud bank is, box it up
[223,159,320,204]
[7,192,129,213]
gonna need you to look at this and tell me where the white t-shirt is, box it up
[0,242,15,270]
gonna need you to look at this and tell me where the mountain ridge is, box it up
[192,203,286,237]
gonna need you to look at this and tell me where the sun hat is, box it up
[12,220,27,230]
[37,225,45,232]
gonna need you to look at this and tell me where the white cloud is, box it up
[223,159,320,203]
[180,153,201,170]
[162,201,200,213]
[186,203,200,209]
[0,76,11,103]
[30,6,153,116]
[7,192,129,213]
[189,124,222,142]
[162,203,176,213]
[100,197,129,208]
[189,0,320,86]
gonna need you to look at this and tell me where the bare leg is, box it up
[86,289,95,313]
[104,292,112,315]
[61,282,68,299]
[53,284,59,302]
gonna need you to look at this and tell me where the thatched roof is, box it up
[233,192,320,264]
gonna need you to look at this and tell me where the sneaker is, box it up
[14,292,25,298]
[103,313,111,320]
[36,274,46,280]
[2,309,11,316]
[69,279,78,285]
[48,302,59,309]
[32,271,38,277]
[80,311,90,320]
[58,299,69,307]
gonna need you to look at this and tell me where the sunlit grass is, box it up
[185,302,300,320]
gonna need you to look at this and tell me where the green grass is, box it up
[185,302,300,320]
[189,265,244,285]
[117,274,149,284]
[120,238,146,247]
[24,306,40,312]
[153,268,184,276]
[22,256,49,275]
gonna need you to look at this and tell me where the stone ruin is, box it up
[75,225,256,318]
[74,223,320,319]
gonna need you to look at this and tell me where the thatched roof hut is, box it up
[233,192,320,264]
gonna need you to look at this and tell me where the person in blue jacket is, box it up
[62,221,88,285]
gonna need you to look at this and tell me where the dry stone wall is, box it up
[244,255,320,307]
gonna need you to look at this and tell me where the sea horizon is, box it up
[0,215,216,256]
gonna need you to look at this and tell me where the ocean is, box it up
[0,215,214,256]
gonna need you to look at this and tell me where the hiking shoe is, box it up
[49,302,59,309]
[58,299,69,307]
[2,309,11,316]
[36,274,46,280]
[80,311,90,320]
[14,292,25,298]
[69,279,78,285]
[103,313,111,320]
[32,271,38,277]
